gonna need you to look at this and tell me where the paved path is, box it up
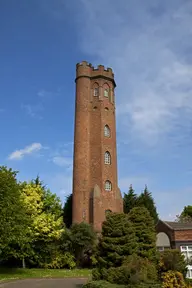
[0,278,88,288]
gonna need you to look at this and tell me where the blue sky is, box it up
[0,0,192,220]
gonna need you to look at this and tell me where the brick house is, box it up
[156,220,192,278]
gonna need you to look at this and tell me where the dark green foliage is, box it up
[66,222,97,267]
[159,249,187,277]
[94,213,137,281]
[123,185,159,224]
[42,188,62,218]
[105,254,157,286]
[32,175,63,218]
[32,175,46,189]
[0,166,31,261]
[177,205,192,223]
[185,278,192,285]
[98,213,137,268]
[127,207,158,263]
[83,280,126,288]
[63,194,72,228]
[123,185,137,214]
[181,205,192,218]
[83,281,161,288]
[136,186,158,224]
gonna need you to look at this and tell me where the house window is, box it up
[105,180,112,191]
[104,151,111,164]
[104,89,109,97]
[157,247,165,252]
[180,246,192,262]
[186,265,192,279]
[94,87,99,96]
[104,125,110,137]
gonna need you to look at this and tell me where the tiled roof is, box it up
[163,221,192,230]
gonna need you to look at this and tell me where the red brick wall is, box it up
[72,61,123,231]
[174,230,192,241]
[72,65,91,224]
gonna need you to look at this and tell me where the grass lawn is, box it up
[0,268,91,282]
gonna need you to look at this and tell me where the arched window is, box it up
[105,151,111,164]
[105,180,112,191]
[104,89,109,97]
[94,87,99,96]
[104,125,110,137]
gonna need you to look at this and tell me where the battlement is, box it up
[76,61,93,69]
[76,61,114,80]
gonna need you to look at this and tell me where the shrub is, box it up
[127,207,158,263]
[60,222,97,268]
[83,280,126,288]
[96,213,137,271]
[186,278,192,287]
[44,252,75,269]
[161,271,186,288]
[83,281,161,288]
[159,249,187,277]
[70,222,97,267]
[106,254,158,285]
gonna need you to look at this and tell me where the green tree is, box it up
[136,185,158,224]
[20,181,65,267]
[63,194,72,228]
[177,205,192,223]
[123,184,137,214]
[31,175,63,217]
[127,206,158,263]
[93,212,137,281]
[0,166,31,264]
[69,222,96,267]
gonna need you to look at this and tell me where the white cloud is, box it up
[52,156,72,168]
[37,89,61,99]
[21,103,43,119]
[8,143,43,160]
[74,0,192,146]
[47,142,73,169]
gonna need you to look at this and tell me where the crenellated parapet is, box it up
[76,61,115,87]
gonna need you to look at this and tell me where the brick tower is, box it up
[72,61,123,232]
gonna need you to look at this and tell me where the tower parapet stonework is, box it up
[72,61,123,232]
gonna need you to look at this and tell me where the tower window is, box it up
[94,88,99,96]
[104,125,110,137]
[105,151,111,164]
[104,89,109,97]
[105,180,112,191]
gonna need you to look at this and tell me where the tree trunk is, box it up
[22,257,26,269]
